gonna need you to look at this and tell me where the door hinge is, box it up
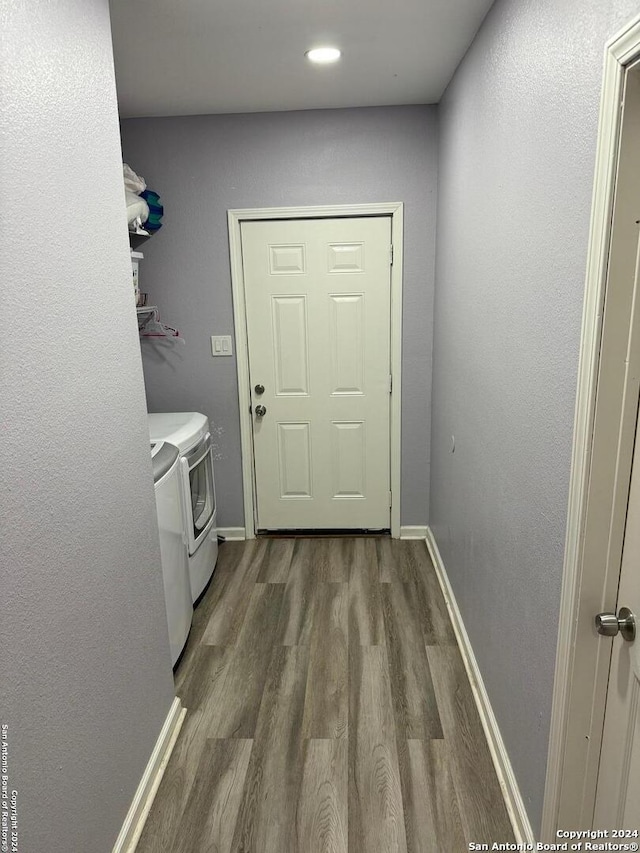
[389,374,393,394]
[389,244,394,265]
[389,491,393,508]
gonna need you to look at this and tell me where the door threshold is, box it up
[257,528,390,538]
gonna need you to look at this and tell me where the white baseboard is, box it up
[216,527,246,541]
[112,697,186,853]
[399,525,428,539]
[425,527,535,845]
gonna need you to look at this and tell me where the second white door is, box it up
[241,216,392,531]
[592,228,640,830]
[593,382,640,828]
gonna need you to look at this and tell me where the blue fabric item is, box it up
[140,189,163,232]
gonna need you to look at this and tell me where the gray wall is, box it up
[430,0,639,834]
[120,106,438,529]
[0,2,176,850]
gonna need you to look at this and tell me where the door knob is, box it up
[255,405,267,418]
[255,384,265,395]
[595,607,636,641]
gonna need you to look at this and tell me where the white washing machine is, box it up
[151,440,193,666]
[148,412,218,603]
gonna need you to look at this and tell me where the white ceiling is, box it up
[110,0,494,119]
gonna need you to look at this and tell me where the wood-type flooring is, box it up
[136,537,515,852]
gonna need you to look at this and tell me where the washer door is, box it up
[181,434,216,553]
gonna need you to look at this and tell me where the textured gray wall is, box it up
[430,0,639,834]
[0,2,176,850]
[120,106,438,529]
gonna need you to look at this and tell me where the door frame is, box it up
[541,14,640,839]
[228,202,404,539]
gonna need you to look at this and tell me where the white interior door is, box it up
[241,216,392,531]
[592,69,640,829]
[593,383,640,828]
[546,54,640,837]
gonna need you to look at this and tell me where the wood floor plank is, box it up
[206,538,247,579]
[349,538,384,646]
[177,644,234,712]
[377,538,410,583]
[136,646,234,852]
[401,541,456,645]
[231,645,310,852]
[302,583,349,738]
[173,627,201,697]
[296,739,348,853]
[426,645,514,844]
[381,582,443,739]
[255,538,295,583]
[172,739,253,853]
[276,539,318,645]
[397,738,466,853]
[195,541,250,625]
[174,542,247,691]
[309,538,352,582]
[206,583,285,738]
[201,539,269,645]
[349,644,408,853]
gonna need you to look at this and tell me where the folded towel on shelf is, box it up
[123,163,146,195]
[126,189,149,229]
[123,164,163,235]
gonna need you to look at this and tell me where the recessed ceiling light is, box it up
[305,47,341,64]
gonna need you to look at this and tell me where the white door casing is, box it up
[241,216,392,531]
[228,203,403,539]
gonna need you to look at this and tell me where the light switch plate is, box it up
[211,335,233,357]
